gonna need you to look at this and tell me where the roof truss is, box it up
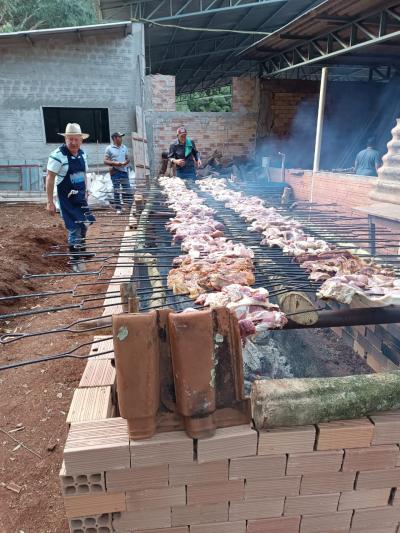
[105,0,287,21]
[259,5,400,76]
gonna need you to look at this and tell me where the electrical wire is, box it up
[132,17,271,36]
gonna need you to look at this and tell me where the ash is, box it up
[243,334,293,394]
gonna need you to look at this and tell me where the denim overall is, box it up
[57,145,95,247]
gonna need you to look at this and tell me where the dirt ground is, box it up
[0,204,120,533]
[0,204,373,533]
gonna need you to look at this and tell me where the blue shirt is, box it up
[105,144,129,173]
[355,148,380,177]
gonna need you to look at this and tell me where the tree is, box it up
[176,86,232,113]
[0,0,99,33]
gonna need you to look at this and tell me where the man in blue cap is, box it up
[104,132,133,213]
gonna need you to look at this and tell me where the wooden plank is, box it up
[135,105,147,140]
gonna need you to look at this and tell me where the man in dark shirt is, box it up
[168,126,202,179]
[354,138,381,177]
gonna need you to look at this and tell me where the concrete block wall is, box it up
[0,24,145,168]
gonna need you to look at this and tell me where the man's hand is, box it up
[197,159,202,168]
[175,159,185,167]
[47,201,56,216]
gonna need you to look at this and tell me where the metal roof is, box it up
[0,21,132,44]
[241,0,400,81]
[99,0,321,93]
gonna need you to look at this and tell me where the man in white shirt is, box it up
[104,132,133,214]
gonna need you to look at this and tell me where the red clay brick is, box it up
[113,507,171,530]
[338,487,391,510]
[229,454,286,480]
[342,444,399,472]
[186,479,244,505]
[284,493,340,516]
[300,471,355,495]
[245,476,301,499]
[196,425,257,463]
[316,419,373,450]
[258,426,316,455]
[106,464,168,492]
[356,468,400,489]
[247,516,300,533]
[229,497,284,521]
[350,506,400,531]
[190,521,245,533]
[130,431,193,467]
[299,510,352,533]
[64,492,126,518]
[286,450,343,475]
[370,412,400,445]
[169,460,228,486]
[171,502,228,527]
[135,529,187,533]
[126,486,185,511]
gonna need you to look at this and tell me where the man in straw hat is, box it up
[46,123,95,273]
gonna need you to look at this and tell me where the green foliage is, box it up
[176,86,232,112]
[0,0,99,32]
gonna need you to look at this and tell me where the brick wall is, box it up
[145,75,258,174]
[146,112,257,174]
[0,24,144,168]
[146,74,176,112]
[231,77,259,113]
[327,299,400,372]
[271,169,376,211]
[62,412,400,533]
[257,80,319,140]
[154,113,256,160]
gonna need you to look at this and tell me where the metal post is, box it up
[312,67,328,176]
[368,215,376,256]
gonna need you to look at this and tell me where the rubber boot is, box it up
[78,243,95,260]
[69,245,84,273]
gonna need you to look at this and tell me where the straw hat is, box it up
[58,123,89,140]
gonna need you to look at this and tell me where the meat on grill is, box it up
[168,257,255,298]
[198,177,400,307]
[159,177,287,334]
[195,284,288,336]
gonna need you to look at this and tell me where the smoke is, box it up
[256,77,400,171]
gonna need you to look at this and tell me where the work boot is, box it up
[69,245,85,272]
[78,246,95,260]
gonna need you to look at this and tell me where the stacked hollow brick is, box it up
[61,401,400,532]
